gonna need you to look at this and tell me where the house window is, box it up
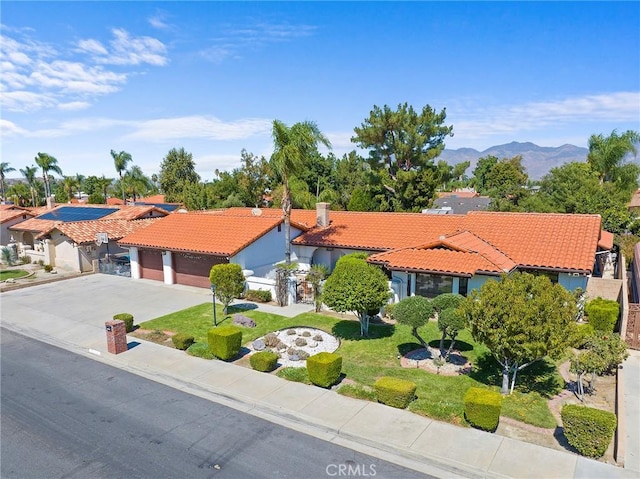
[415,273,453,299]
[459,277,468,296]
[521,269,559,283]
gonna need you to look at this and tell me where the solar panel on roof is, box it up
[38,206,118,222]
[134,202,180,212]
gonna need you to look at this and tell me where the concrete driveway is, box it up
[1,274,213,335]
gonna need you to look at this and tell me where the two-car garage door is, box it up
[139,249,227,288]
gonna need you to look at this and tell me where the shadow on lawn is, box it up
[228,303,259,313]
[427,339,474,352]
[468,353,564,398]
[331,320,395,340]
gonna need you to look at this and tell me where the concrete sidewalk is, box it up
[1,274,637,479]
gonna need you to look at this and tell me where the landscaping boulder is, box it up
[252,339,266,351]
[232,314,256,328]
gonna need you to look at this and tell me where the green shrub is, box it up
[464,387,503,431]
[374,376,417,409]
[186,342,215,360]
[306,352,342,388]
[207,325,242,360]
[20,255,31,264]
[276,367,310,384]
[244,289,272,303]
[561,404,617,458]
[568,322,596,349]
[113,313,134,333]
[249,351,279,372]
[585,297,619,333]
[382,303,395,320]
[171,333,195,350]
[43,264,53,273]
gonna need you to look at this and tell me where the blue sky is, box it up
[2,1,639,180]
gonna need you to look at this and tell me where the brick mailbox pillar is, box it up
[105,320,128,354]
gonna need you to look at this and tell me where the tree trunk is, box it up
[444,334,457,361]
[412,327,429,350]
[510,363,518,395]
[358,312,369,337]
[282,183,291,265]
[501,361,510,395]
[439,331,447,358]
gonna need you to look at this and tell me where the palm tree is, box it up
[111,150,132,204]
[97,176,113,204]
[0,162,16,202]
[35,153,63,199]
[62,176,79,202]
[20,165,39,206]
[271,120,331,264]
[587,130,640,190]
[124,165,153,202]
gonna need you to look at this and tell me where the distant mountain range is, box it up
[439,141,589,180]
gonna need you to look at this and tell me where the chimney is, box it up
[316,202,330,227]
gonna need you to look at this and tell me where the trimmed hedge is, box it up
[585,297,619,333]
[172,333,195,350]
[113,313,134,333]
[207,325,242,360]
[245,289,272,303]
[307,352,342,388]
[374,376,417,409]
[464,387,502,431]
[561,404,617,458]
[250,351,279,372]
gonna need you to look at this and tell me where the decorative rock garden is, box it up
[249,327,340,368]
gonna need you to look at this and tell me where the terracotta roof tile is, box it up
[369,248,503,276]
[9,217,60,236]
[295,210,603,273]
[55,218,158,244]
[104,205,169,220]
[0,209,34,224]
[118,212,284,256]
[598,230,614,250]
[107,197,124,205]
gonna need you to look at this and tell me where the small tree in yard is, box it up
[209,264,246,314]
[432,293,465,358]
[322,254,390,337]
[570,334,629,401]
[306,264,329,312]
[463,272,577,395]
[438,308,465,361]
[394,296,433,349]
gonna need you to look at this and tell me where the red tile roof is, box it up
[9,217,60,237]
[118,212,285,256]
[0,209,34,224]
[598,230,614,250]
[55,218,159,244]
[295,210,603,274]
[107,197,124,205]
[106,205,169,220]
[221,207,317,230]
[136,194,166,203]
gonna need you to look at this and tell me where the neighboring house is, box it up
[131,194,183,212]
[433,193,492,215]
[1,206,34,245]
[8,204,168,271]
[118,208,313,289]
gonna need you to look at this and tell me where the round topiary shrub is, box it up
[113,313,134,333]
[561,404,617,458]
[374,376,417,409]
[172,333,195,350]
[250,351,279,372]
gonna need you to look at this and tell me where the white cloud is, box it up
[124,115,272,141]
[148,13,171,30]
[450,92,640,144]
[1,27,166,113]
[0,119,28,137]
[199,20,316,63]
[81,28,168,66]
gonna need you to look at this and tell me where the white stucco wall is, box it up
[50,231,80,272]
[231,225,304,277]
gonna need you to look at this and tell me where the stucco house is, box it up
[1,205,34,245]
[118,203,614,304]
[8,204,168,271]
[118,209,313,290]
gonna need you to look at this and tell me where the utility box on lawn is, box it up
[105,320,127,354]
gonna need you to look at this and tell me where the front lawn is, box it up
[139,304,560,428]
[0,269,29,281]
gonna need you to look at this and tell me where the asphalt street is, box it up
[1,328,432,479]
